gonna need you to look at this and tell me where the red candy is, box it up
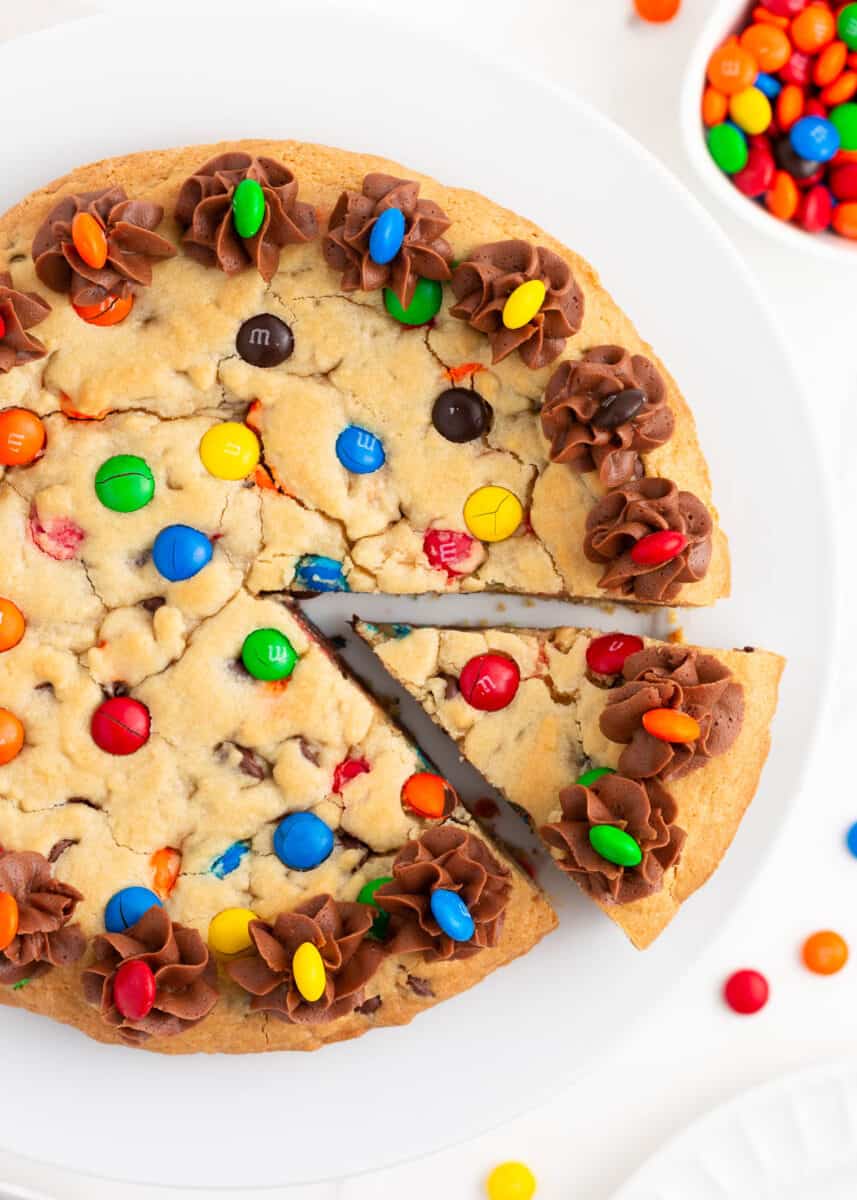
[586,632,644,676]
[332,756,370,793]
[781,50,813,86]
[459,652,520,712]
[91,697,151,756]
[113,959,157,1021]
[830,161,857,197]
[761,0,808,15]
[630,529,688,566]
[724,968,770,1015]
[797,184,834,229]
[734,143,777,195]
[28,510,84,561]
[423,528,478,577]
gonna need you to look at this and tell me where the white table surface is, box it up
[1,2,853,1198]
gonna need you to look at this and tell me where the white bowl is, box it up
[680,0,857,262]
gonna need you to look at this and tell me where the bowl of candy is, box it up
[681,0,857,258]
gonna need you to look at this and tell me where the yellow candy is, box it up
[208,907,258,956]
[463,486,523,543]
[199,422,260,481]
[486,1161,537,1200]
[501,279,546,330]
[728,87,772,136]
[292,940,326,1002]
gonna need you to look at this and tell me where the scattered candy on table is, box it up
[463,485,524,543]
[802,929,848,974]
[485,1160,537,1200]
[589,824,643,867]
[292,940,326,1001]
[273,811,334,871]
[0,708,24,765]
[703,1,857,240]
[0,598,25,652]
[104,886,162,933]
[199,422,260,480]
[723,967,769,1014]
[241,627,298,681]
[152,524,213,582]
[335,424,386,473]
[431,387,493,442]
[357,876,393,940]
[91,696,151,756]
[0,408,45,466]
[401,771,457,819]
[209,907,259,956]
[384,276,443,325]
[236,313,294,366]
[585,632,645,676]
[94,454,155,512]
[459,652,521,711]
[430,888,475,941]
[0,890,19,952]
[113,959,156,1021]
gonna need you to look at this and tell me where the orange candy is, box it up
[814,39,847,86]
[702,86,729,125]
[151,847,181,899]
[401,771,457,819]
[71,212,108,271]
[0,407,46,466]
[0,891,19,952]
[0,599,25,652]
[0,709,24,765]
[777,83,806,130]
[633,0,681,22]
[802,930,848,975]
[740,23,792,72]
[641,708,701,744]
[833,201,857,237]
[822,70,857,105]
[707,43,758,95]
[73,292,134,327]
[791,4,835,54]
[767,170,800,220]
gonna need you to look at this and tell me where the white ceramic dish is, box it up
[680,0,857,263]
[613,1059,857,1199]
[0,0,835,1190]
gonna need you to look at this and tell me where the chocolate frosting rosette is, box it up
[174,152,317,281]
[0,850,85,984]
[542,773,686,904]
[583,476,713,602]
[600,644,745,783]
[323,173,454,308]
[226,894,384,1024]
[540,345,675,487]
[450,239,583,369]
[32,187,175,307]
[0,274,50,373]
[374,826,510,962]
[82,905,218,1044]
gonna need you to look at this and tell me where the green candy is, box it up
[358,876,393,941]
[589,824,642,868]
[11,978,30,990]
[838,3,857,51]
[707,123,748,175]
[241,628,298,681]
[831,104,857,153]
[94,454,155,513]
[384,278,443,326]
[576,766,615,788]
[233,178,266,239]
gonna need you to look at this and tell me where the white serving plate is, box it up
[680,0,857,262]
[614,1059,857,1199]
[0,0,834,1190]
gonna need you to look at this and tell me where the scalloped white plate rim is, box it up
[0,0,836,1191]
[612,1058,857,1199]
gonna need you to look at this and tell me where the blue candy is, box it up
[754,72,781,100]
[211,840,250,879]
[846,822,857,859]
[273,812,334,871]
[335,425,386,474]
[430,888,475,942]
[294,554,350,592]
[368,208,406,265]
[391,623,412,638]
[790,116,841,165]
[152,524,212,582]
[104,886,162,933]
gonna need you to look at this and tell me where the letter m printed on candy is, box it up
[248,326,271,347]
